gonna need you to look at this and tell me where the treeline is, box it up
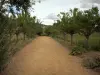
[8,11,43,40]
[0,0,43,72]
[44,7,100,47]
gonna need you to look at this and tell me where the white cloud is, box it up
[80,0,100,4]
[80,0,100,8]
[80,3,92,8]
[30,0,100,25]
[42,19,54,25]
[45,13,58,20]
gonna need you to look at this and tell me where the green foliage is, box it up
[76,41,86,48]
[0,0,36,15]
[0,0,41,72]
[0,15,10,71]
[0,1,100,72]
[70,45,86,56]
[52,7,100,46]
[83,56,100,69]
[44,26,52,36]
[0,34,10,71]
[44,25,59,37]
[16,11,37,39]
[91,45,100,51]
[74,33,100,51]
[77,7,99,48]
[59,8,80,34]
[95,17,100,32]
[90,41,100,51]
[35,21,43,36]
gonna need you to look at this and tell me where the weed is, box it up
[70,45,86,56]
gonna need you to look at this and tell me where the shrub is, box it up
[83,56,100,69]
[0,34,10,71]
[70,45,86,56]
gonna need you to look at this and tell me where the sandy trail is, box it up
[2,36,99,75]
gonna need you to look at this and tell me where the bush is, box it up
[83,56,100,69]
[70,45,86,56]
[0,34,10,72]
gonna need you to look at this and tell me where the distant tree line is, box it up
[44,7,100,47]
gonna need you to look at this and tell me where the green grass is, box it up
[54,32,100,51]
[66,33,100,44]
[54,32,100,71]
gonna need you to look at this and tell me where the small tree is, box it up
[57,8,80,45]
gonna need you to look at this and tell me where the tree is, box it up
[44,25,52,36]
[0,14,10,71]
[57,14,68,41]
[16,10,37,40]
[0,0,33,13]
[95,17,100,33]
[0,0,38,71]
[57,8,80,45]
[35,19,43,36]
[77,7,99,48]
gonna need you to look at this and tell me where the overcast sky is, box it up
[30,0,100,25]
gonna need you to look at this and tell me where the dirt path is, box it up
[2,36,99,75]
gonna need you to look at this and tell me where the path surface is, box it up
[2,36,99,75]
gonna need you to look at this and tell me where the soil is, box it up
[2,36,99,75]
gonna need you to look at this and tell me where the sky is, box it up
[30,0,100,25]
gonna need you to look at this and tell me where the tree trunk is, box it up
[85,36,89,49]
[71,34,73,46]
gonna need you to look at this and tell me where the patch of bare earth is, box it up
[2,36,99,75]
